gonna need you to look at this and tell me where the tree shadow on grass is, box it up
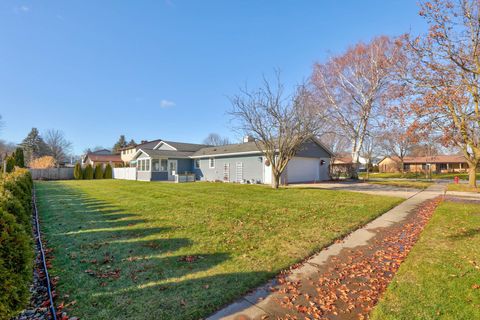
[37,182,271,320]
[448,227,480,240]
[70,271,273,320]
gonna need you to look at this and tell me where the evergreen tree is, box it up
[112,135,127,154]
[74,163,83,180]
[94,164,103,179]
[5,156,15,173]
[84,164,94,179]
[14,148,25,168]
[20,128,49,165]
[127,139,137,147]
[104,163,113,179]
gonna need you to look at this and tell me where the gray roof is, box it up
[192,141,261,157]
[139,139,163,150]
[138,149,194,158]
[162,141,211,152]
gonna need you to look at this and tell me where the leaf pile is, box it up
[272,198,441,319]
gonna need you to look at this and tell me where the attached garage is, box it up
[286,157,321,183]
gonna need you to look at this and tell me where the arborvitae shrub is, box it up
[84,164,94,180]
[0,169,33,318]
[74,163,83,180]
[5,156,15,173]
[14,148,25,168]
[94,164,103,179]
[0,209,32,318]
[104,163,113,179]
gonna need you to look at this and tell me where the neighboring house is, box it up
[120,139,162,165]
[331,154,373,172]
[129,137,332,184]
[378,155,468,173]
[82,150,123,168]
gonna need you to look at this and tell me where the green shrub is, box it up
[0,169,33,318]
[84,164,94,180]
[0,209,32,318]
[5,156,15,173]
[74,163,83,180]
[94,164,103,179]
[104,163,113,179]
[14,148,25,168]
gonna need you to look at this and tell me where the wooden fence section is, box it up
[29,168,75,180]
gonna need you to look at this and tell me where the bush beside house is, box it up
[0,169,34,318]
[74,163,83,180]
[94,164,103,179]
[84,164,94,180]
[104,163,113,179]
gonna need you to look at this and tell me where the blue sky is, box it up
[0,1,426,154]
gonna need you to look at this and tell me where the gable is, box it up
[296,139,332,158]
[153,141,177,151]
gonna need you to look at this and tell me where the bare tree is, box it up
[44,129,72,164]
[311,36,405,178]
[404,0,480,186]
[203,133,231,146]
[361,132,382,180]
[230,74,324,189]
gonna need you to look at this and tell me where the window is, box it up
[141,159,145,171]
[152,159,160,172]
[209,158,215,168]
[194,159,200,169]
[145,159,150,171]
[161,159,168,171]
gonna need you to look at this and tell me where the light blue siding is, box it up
[194,154,264,183]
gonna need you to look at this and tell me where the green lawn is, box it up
[366,180,433,189]
[447,183,479,193]
[35,180,402,320]
[372,200,480,319]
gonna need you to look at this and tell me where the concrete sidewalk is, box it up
[208,183,446,320]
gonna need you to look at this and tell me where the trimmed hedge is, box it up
[104,163,113,179]
[0,169,33,318]
[94,164,103,179]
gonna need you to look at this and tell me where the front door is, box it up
[168,160,177,181]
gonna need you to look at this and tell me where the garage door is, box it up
[287,157,319,183]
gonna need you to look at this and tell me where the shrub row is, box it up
[0,169,34,318]
[74,163,113,180]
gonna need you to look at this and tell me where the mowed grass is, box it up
[36,180,402,320]
[372,201,480,320]
[366,180,433,189]
[447,183,479,193]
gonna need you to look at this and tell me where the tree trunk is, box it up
[272,173,281,189]
[468,164,477,188]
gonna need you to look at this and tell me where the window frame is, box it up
[194,159,200,169]
[209,158,215,169]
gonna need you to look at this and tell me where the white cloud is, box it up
[14,5,30,13]
[160,99,176,108]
